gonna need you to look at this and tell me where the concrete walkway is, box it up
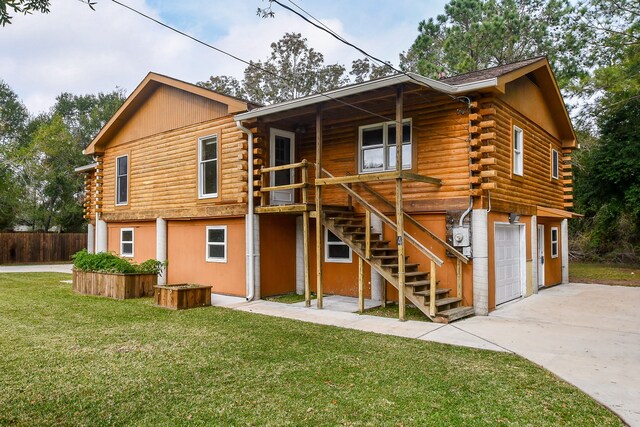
[212,284,640,426]
[0,264,73,274]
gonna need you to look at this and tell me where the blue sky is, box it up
[0,0,448,113]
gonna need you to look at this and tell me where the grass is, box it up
[0,273,622,426]
[570,261,640,286]
[265,292,317,304]
[362,303,431,322]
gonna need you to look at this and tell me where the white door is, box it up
[269,129,295,205]
[537,225,545,288]
[494,224,523,305]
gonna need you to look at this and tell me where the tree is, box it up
[349,58,394,83]
[400,0,582,89]
[0,0,49,26]
[197,76,246,100]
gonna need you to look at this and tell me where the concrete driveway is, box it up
[0,264,73,274]
[455,283,640,426]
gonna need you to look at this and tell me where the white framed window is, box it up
[513,125,523,176]
[120,228,134,258]
[551,149,559,180]
[198,135,218,198]
[325,228,352,263]
[551,227,559,258]
[206,225,227,263]
[115,155,128,205]
[359,119,411,173]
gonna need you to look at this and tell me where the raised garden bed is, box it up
[72,269,157,299]
[154,284,212,310]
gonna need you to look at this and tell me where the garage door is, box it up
[494,224,522,305]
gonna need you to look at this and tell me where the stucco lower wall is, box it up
[167,217,246,296]
[107,221,156,264]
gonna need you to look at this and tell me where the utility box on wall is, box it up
[446,210,472,258]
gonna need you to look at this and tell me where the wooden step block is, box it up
[435,297,462,307]
[435,306,475,323]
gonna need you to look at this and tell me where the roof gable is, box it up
[85,73,251,155]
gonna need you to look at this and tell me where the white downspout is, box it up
[236,121,255,301]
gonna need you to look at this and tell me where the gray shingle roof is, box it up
[441,57,546,85]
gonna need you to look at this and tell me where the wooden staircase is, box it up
[324,210,475,323]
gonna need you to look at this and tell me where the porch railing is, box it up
[258,160,310,208]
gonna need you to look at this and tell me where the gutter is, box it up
[236,121,255,301]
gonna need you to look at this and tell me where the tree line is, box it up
[1,0,638,262]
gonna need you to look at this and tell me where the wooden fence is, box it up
[0,232,86,264]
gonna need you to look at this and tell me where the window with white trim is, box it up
[206,225,226,262]
[116,155,128,205]
[359,120,411,173]
[551,227,559,258]
[120,228,134,257]
[551,149,559,179]
[513,126,523,176]
[325,229,352,263]
[198,135,218,198]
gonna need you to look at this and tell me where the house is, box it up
[78,57,577,322]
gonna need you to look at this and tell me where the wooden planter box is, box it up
[72,269,157,299]
[154,284,212,310]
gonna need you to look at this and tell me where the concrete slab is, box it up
[290,295,380,312]
[0,264,73,274]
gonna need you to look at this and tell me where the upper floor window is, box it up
[325,229,352,263]
[551,149,559,179]
[359,120,411,173]
[199,135,218,198]
[513,125,523,176]
[116,155,128,205]
[551,227,559,258]
[206,225,227,263]
[120,228,134,257]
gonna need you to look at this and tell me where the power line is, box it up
[107,0,470,143]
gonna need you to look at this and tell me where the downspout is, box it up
[236,121,255,301]
[459,96,474,227]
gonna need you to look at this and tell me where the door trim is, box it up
[269,128,295,205]
[537,224,545,288]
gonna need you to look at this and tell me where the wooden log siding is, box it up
[101,116,248,215]
[485,98,568,210]
[0,233,86,264]
[297,97,471,209]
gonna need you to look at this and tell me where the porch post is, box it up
[87,223,95,254]
[395,85,406,321]
[561,218,569,284]
[369,213,384,302]
[156,217,167,285]
[472,209,489,315]
[315,104,324,309]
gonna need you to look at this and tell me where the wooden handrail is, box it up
[356,181,469,264]
[315,170,441,186]
[322,168,444,267]
[260,160,308,174]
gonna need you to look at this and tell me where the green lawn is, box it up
[265,292,317,304]
[0,273,622,426]
[570,261,640,286]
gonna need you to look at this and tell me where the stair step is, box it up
[436,306,475,322]
[371,247,397,253]
[392,271,428,278]
[372,255,408,260]
[403,279,434,287]
[413,288,450,298]
[353,238,387,245]
[434,297,462,307]
[382,263,420,270]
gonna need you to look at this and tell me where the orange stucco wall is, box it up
[167,217,246,296]
[260,215,297,297]
[107,221,156,264]
[537,218,562,286]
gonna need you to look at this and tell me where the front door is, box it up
[270,129,295,205]
[537,224,545,288]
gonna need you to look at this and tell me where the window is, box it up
[551,227,559,258]
[199,135,218,198]
[359,120,411,173]
[325,228,352,263]
[551,149,559,179]
[116,155,128,205]
[206,226,226,262]
[120,228,134,257]
[513,126,523,176]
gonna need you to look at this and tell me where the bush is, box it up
[72,249,165,274]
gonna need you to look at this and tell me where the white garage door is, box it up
[494,224,523,305]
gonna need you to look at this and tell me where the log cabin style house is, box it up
[78,57,577,322]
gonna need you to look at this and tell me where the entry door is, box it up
[270,129,295,205]
[494,224,523,305]
[537,225,545,288]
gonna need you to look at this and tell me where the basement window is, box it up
[551,149,559,180]
[513,126,523,176]
[325,229,352,263]
[359,120,411,173]
[206,226,227,263]
[551,227,559,258]
[115,155,128,205]
[120,228,134,258]
[199,135,218,198]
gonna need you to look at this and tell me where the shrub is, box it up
[72,249,165,274]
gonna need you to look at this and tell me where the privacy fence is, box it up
[0,233,86,264]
